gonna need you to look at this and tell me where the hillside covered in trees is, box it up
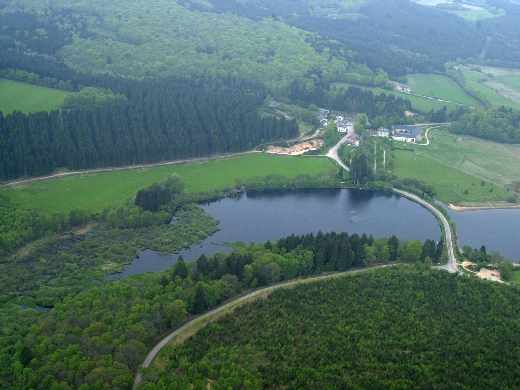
[144,267,520,389]
[0,231,442,389]
[0,78,297,180]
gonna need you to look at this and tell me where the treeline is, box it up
[276,232,444,269]
[1,232,442,389]
[0,78,298,180]
[451,106,520,143]
[289,81,411,124]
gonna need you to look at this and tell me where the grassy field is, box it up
[456,66,520,109]
[513,270,520,286]
[2,153,336,214]
[412,1,505,21]
[406,73,480,106]
[392,130,515,204]
[0,79,71,114]
[332,82,459,113]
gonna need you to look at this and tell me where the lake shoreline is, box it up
[448,202,520,212]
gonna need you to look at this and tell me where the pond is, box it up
[115,189,441,278]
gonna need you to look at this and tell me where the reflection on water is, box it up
[113,189,440,278]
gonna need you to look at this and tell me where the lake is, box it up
[116,189,441,278]
[449,208,520,262]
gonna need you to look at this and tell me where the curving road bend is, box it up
[325,130,458,274]
[391,189,457,273]
[133,265,394,389]
[326,133,351,172]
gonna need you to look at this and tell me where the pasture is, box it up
[457,66,520,109]
[2,153,337,214]
[0,79,70,114]
[392,129,517,204]
[406,73,480,106]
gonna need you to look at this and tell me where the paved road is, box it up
[1,150,260,188]
[393,189,458,273]
[415,125,445,146]
[133,265,393,389]
[326,133,351,172]
[324,135,458,273]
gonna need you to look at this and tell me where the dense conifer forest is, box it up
[0,78,297,180]
[144,267,520,389]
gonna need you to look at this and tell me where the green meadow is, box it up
[332,82,459,113]
[392,129,516,204]
[406,73,480,106]
[2,153,337,214]
[457,67,520,109]
[0,79,71,114]
[513,270,520,286]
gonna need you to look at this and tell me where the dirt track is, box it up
[1,150,260,188]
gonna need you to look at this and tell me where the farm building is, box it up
[369,127,390,138]
[335,115,354,134]
[391,125,423,143]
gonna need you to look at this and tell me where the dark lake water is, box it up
[116,189,441,278]
[448,208,520,262]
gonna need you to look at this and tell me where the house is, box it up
[335,115,354,134]
[337,121,353,134]
[376,127,390,138]
[391,125,423,143]
[392,82,412,94]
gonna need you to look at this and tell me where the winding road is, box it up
[393,189,458,273]
[131,128,459,388]
[326,133,351,172]
[324,135,458,273]
[133,264,393,389]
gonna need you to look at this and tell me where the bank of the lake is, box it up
[116,189,441,278]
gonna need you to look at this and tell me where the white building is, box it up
[391,125,422,144]
[375,128,390,138]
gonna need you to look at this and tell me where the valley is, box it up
[1,0,520,389]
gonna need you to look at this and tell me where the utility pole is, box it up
[374,142,377,174]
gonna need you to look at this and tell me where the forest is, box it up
[451,106,520,143]
[143,267,520,389]
[193,0,520,75]
[0,78,297,180]
[0,230,442,389]
[289,81,412,126]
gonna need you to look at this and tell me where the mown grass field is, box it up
[392,130,515,204]
[457,67,520,109]
[406,73,480,106]
[0,79,70,114]
[2,153,336,214]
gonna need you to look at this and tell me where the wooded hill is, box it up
[0,230,443,389]
[145,267,520,389]
[0,78,297,180]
